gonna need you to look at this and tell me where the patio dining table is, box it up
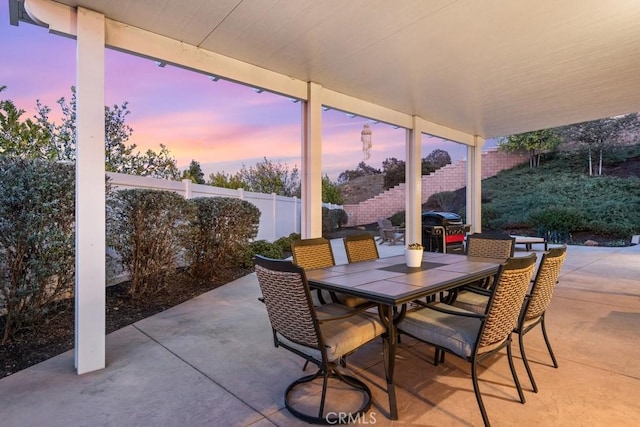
[305,251,502,420]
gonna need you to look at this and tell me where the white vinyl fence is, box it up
[107,172,342,241]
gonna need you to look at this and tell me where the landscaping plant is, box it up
[184,197,260,284]
[106,189,191,298]
[0,158,75,344]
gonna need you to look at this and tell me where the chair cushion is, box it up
[452,291,489,314]
[336,294,371,308]
[520,315,542,331]
[277,311,385,363]
[399,303,481,358]
[315,302,357,317]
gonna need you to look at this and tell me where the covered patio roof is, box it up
[7,0,640,374]
[10,0,640,138]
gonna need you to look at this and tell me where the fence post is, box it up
[293,196,298,235]
[182,179,192,199]
[272,193,277,241]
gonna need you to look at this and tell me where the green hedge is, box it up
[0,158,75,343]
[241,240,284,268]
[183,197,260,283]
[107,189,191,298]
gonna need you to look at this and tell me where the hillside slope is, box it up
[338,174,385,204]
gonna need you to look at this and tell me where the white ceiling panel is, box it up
[14,0,640,138]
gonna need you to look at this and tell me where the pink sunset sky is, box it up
[1,7,474,180]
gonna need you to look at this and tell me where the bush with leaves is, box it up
[529,206,586,241]
[322,207,349,235]
[0,158,75,344]
[241,240,284,268]
[184,197,260,284]
[481,204,502,230]
[328,208,348,230]
[321,207,332,237]
[322,174,344,204]
[388,212,405,227]
[273,233,300,255]
[107,189,191,298]
[427,191,456,212]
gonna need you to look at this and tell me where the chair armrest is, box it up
[316,302,377,323]
[419,302,485,319]
[459,285,491,296]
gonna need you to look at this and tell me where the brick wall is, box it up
[343,149,528,226]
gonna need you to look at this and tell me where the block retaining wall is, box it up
[343,149,528,226]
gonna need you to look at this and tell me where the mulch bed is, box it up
[0,267,251,379]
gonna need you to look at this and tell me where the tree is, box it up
[337,161,381,184]
[208,170,245,189]
[424,149,452,169]
[560,114,640,176]
[238,157,300,197]
[381,150,452,189]
[322,174,344,204]
[421,149,452,175]
[182,159,205,184]
[382,157,406,189]
[2,86,180,179]
[498,128,561,168]
[124,144,181,179]
[0,86,56,160]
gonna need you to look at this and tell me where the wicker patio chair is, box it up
[516,245,567,392]
[442,232,516,305]
[291,237,336,270]
[291,237,336,305]
[340,234,380,308]
[398,254,537,427]
[466,232,516,259]
[344,233,380,263]
[254,255,385,424]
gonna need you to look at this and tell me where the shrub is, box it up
[273,232,299,255]
[389,212,406,227]
[586,219,635,237]
[457,208,467,223]
[428,191,456,212]
[328,208,348,229]
[107,189,191,298]
[321,207,332,237]
[529,206,586,241]
[251,240,284,259]
[0,158,75,343]
[241,240,284,268]
[481,204,502,230]
[184,197,260,284]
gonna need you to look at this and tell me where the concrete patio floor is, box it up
[1,241,639,426]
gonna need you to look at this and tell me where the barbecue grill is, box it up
[421,211,471,254]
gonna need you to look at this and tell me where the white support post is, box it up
[75,7,106,374]
[405,117,422,244]
[301,82,323,238]
[466,137,485,233]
